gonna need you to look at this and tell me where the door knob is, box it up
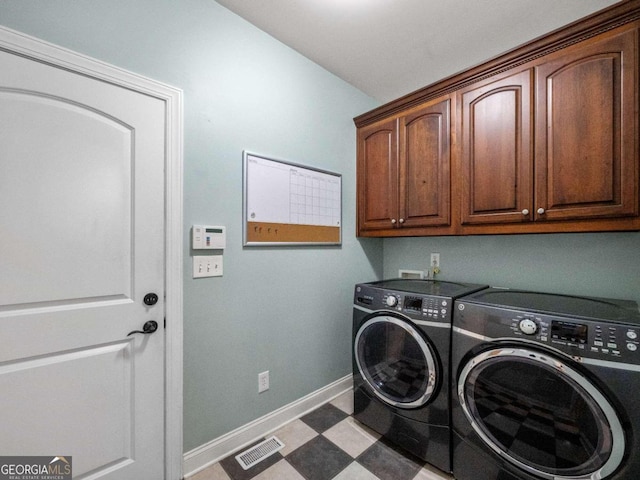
[537,208,545,215]
[521,209,529,215]
[127,320,158,336]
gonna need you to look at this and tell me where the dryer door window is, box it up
[355,315,438,409]
[458,347,625,480]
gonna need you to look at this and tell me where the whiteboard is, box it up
[243,152,342,245]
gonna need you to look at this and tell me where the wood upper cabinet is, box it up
[460,69,533,225]
[355,3,640,236]
[400,99,451,228]
[357,117,398,232]
[534,26,638,222]
[460,24,638,228]
[357,98,451,235]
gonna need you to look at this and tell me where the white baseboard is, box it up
[183,374,353,478]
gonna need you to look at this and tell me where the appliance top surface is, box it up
[361,278,488,298]
[461,288,640,323]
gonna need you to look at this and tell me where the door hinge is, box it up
[164,318,166,329]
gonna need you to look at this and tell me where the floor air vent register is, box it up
[235,436,285,470]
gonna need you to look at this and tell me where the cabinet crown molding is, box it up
[354,0,640,127]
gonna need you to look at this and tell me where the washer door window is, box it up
[458,347,625,480]
[355,315,438,409]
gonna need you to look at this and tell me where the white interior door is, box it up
[0,39,167,479]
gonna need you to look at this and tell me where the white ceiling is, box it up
[215,0,619,103]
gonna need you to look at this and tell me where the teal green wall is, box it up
[0,0,382,452]
[383,233,640,303]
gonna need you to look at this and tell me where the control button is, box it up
[607,343,618,349]
[385,296,398,307]
[594,341,604,347]
[441,309,447,315]
[519,319,538,335]
[442,300,447,306]
[627,343,638,352]
[627,331,638,340]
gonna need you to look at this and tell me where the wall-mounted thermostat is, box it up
[192,225,226,249]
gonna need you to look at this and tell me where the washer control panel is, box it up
[456,302,640,363]
[355,286,451,321]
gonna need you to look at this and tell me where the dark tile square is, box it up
[285,435,352,480]
[357,439,423,480]
[300,403,349,433]
[219,438,284,480]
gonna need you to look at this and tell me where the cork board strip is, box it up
[246,222,340,244]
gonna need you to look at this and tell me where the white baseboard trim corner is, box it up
[183,374,353,478]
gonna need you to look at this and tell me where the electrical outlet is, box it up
[258,371,269,393]
[430,253,440,268]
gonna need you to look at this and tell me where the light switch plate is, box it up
[193,255,223,278]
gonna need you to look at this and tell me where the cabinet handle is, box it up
[537,208,546,215]
[391,219,397,224]
[521,209,529,216]
[399,218,405,224]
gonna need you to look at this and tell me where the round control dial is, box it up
[519,319,538,335]
[627,330,638,340]
[385,296,398,307]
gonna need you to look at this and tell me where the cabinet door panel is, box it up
[357,119,398,232]
[401,99,450,227]
[460,70,533,224]
[535,27,637,220]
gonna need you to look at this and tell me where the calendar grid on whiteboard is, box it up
[289,169,341,227]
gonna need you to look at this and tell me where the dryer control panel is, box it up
[355,285,451,322]
[455,302,640,364]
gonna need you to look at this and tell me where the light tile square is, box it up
[273,418,319,456]
[187,462,231,480]
[330,391,354,415]
[323,417,380,458]
[253,459,306,480]
[412,464,454,480]
[332,461,380,480]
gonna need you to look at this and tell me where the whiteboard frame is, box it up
[242,151,342,246]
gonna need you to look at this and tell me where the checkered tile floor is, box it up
[187,391,452,480]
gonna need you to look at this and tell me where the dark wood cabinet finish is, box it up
[357,118,398,232]
[355,1,640,237]
[400,99,451,228]
[460,69,533,225]
[534,26,638,222]
[357,98,452,236]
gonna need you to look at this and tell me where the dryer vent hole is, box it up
[235,436,284,470]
